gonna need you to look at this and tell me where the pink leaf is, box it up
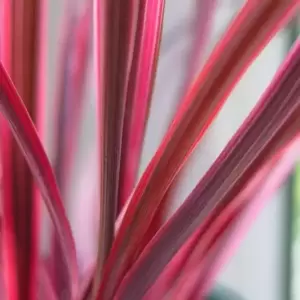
[115,38,300,299]
[98,2,298,299]
[0,64,79,298]
[118,0,165,211]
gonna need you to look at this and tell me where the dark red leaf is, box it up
[0,64,79,298]
[115,39,300,299]
[118,0,165,212]
[98,2,298,299]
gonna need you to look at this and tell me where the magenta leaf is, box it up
[115,39,300,299]
[0,63,79,298]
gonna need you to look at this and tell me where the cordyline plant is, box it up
[0,0,300,299]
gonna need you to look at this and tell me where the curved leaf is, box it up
[98,2,298,299]
[0,64,79,298]
[115,38,300,299]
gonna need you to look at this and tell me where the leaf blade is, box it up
[115,38,300,299]
[118,0,165,211]
[98,2,299,298]
[0,64,79,298]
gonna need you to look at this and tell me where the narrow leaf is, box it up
[93,0,122,291]
[1,1,40,298]
[146,134,300,298]
[186,136,300,299]
[98,2,298,298]
[167,145,293,299]
[0,1,15,298]
[93,0,145,292]
[118,0,165,211]
[0,64,79,298]
[115,39,300,299]
[144,156,274,299]
[0,0,11,69]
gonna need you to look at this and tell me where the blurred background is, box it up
[42,0,299,299]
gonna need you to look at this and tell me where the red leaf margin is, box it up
[115,37,300,299]
[98,1,299,299]
[0,64,79,298]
